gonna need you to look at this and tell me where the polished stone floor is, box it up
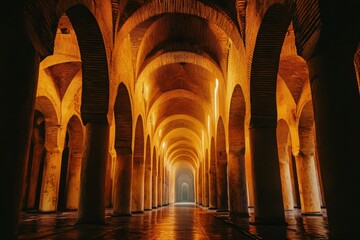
[17,203,329,239]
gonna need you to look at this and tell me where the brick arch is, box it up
[114,83,132,152]
[66,5,109,124]
[236,0,247,38]
[116,0,243,48]
[228,84,246,153]
[250,4,291,127]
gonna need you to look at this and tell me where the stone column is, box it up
[66,153,82,210]
[295,152,321,215]
[250,126,285,224]
[144,160,152,210]
[77,122,109,223]
[39,148,63,212]
[278,146,294,211]
[0,5,40,238]
[208,164,217,209]
[152,162,158,208]
[104,150,114,208]
[158,159,163,207]
[216,162,228,211]
[26,131,45,209]
[202,161,209,207]
[131,154,145,213]
[198,165,203,205]
[112,147,133,216]
[169,171,175,203]
[228,148,249,216]
[304,6,360,237]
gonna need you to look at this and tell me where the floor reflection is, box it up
[18,204,329,239]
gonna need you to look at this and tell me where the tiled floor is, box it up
[17,203,329,239]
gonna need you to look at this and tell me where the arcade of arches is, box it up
[1,1,359,239]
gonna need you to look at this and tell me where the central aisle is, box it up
[18,203,253,239]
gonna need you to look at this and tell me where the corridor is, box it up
[18,203,329,239]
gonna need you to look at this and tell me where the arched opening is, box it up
[58,133,70,211]
[113,83,133,216]
[216,117,228,212]
[175,165,195,203]
[131,115,145,213]
[181,183,190,202]
[228,84,248,215]
[208,137,217,209]
[276,119,295,211]
[152,147,158,208]
[144,136,152,210]
[64,115,84,210]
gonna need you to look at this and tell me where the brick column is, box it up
[249,125,285,224]
[77,122,109,223]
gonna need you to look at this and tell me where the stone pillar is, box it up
[144,160,152,210]
[198,165,203,205]
[158,159,163,207]
[39,141,63,212]
[295,152,321,215]
[0,5,40,238]
[216,162,228,211]
[77,122,109,223]
[66,153,82,210]
[307,41,360,237]
[278,146,294,211]
[104,150,114,208]
[112,147,133,216]
[152,163,158,208]
[132,154,145,213]
[228,148,249,216]
[250,126,285,224]
[208,164,217,209]
[202,161,209,207]
[304,4,360,236]
[169,171,175,203]
[26,133,45,209]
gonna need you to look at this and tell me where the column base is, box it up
[208,207,217,210]
[76,219,105,224]
[230,212,250,218]
[131,211,144,214]
[301,212,322,216]
[112,213,132,217]
[249,220,288,226]
[216,209,229,213]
